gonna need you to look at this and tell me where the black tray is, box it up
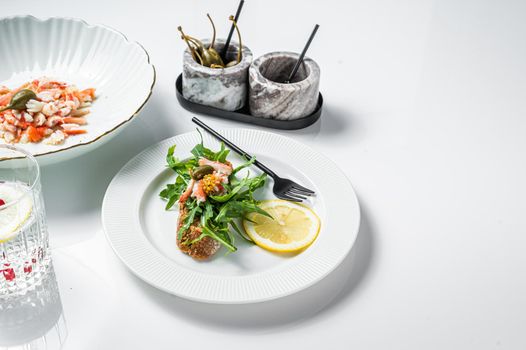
[175,74,323,130]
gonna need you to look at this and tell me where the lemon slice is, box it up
[243,199,321,253]
[0,183,33,243]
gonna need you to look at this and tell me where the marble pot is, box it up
[249,51,320,120]
[182,39,253,111]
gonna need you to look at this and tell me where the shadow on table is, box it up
[40,95,177,245]
[132,203,375,332]
[211,104,359,142]
[41,97,167,207]
[287,104,358,139]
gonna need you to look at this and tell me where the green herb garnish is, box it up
[160,135,270,253]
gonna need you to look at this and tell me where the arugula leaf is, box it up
[215,200,272,223]
[209,175,250,203]
[160,176,189,210]
[161,138,271,254]
[165,195,178,211]
[200,201,214,227]
[190,130,232,162]
[230,221,254,244]
[191,141,231,163]
[248,173,267,192]
[190,130,218,160]
[215,225,234,246]
[232,156,256,175]
[166,145,191,171]
[191,143,215,160]
[216,143,230,163]
[159,184,175,199]
[234,174,267,203]
[177,201,201,240]
[165,144,200,182]
[196,225,237,252]
[166,144,178,168]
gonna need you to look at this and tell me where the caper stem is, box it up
[178,26,198,62]
[186,36,206,51]
[185,37,206,65]
[206,14,217,50]
[229,15,242,64]
[186,36,202,50]
[194,50,204,65]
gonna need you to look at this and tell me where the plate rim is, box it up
[102,129,361,304]
[0,15,156,159]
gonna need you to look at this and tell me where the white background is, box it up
[2,0,526,349]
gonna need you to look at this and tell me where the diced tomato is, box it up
[27,126,45,142]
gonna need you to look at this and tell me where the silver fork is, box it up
[192,117,315,202]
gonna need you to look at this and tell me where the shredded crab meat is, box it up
[0,77,95,144]
[198,158,233,175]
[184,169,231,203]
[34,113,46,127]
[22,111,33,123]
[26,99,44,113]
[45,130,66,145]
[177,160,233,205]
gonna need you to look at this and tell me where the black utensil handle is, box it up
[192,117,277,178]
[287,24,320,83]
[221,0,245,59]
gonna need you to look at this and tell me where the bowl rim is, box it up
[0,15,156,159]
[249,51,320,88]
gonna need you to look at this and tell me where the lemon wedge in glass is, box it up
[0,183,33,243]
[243,200,320,253]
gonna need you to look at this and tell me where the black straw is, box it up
[221,0,245,60]
[286,24,320,83]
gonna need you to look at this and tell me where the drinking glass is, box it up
[0,145,50,297]
[0,263,67,349]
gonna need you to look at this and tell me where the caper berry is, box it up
[0,89,37,112]
[178,13,242,69]
[192,165,215,180]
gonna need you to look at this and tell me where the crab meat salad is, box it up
[159,136,271,260]
[0,77,95,145]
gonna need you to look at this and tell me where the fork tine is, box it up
[285,190,307,200]
[282,192,306,202]
[291,182,315,194]
[288,187,314,196]
[277,193,302,202]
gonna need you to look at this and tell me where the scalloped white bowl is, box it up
[0,16,155,165]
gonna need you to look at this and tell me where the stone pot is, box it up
[249,51,320,120]
[182,39,252,111]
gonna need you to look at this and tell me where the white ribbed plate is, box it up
[0,16,155,165]
[102,129,360,304]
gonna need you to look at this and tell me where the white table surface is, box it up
[3,0,526,349]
